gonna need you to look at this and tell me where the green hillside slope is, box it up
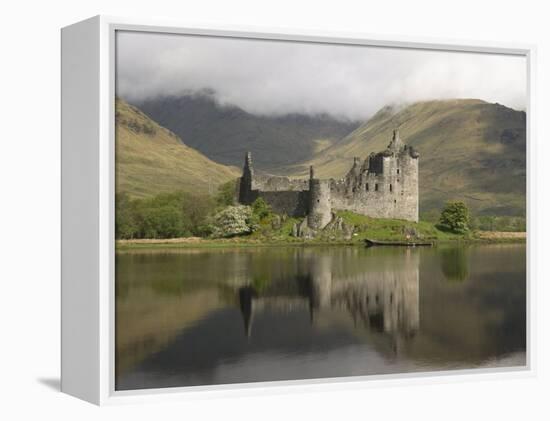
[116,99,239,198]
[289,99,526,216]
[134,93,359,171]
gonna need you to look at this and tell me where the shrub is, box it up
[439,201,470,233]
[210,205,255,238]
[251,197,272,219]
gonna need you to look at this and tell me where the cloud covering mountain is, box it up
[116,31,526,120]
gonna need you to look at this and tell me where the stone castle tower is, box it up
[307,166,332,229]
[238,129,419,228]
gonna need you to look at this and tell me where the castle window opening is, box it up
[390,184,393,192]
[397,168,400,174]
[366,183,369,191]
[375,183,379,191]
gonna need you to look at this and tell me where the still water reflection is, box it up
[115,244,526,390]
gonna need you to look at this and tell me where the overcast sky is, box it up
[116,31,527,121]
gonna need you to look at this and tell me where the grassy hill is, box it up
[115,98,239,198]
[133,93,359,171]
[287,99,526,217]
[118,96,526,218]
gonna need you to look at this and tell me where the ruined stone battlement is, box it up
[238,129,419,229]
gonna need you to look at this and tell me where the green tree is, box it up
[128,192,190,239]
[251,197,272,219]
[115,192,138,239]
[115,190,229,239]
[138,205,187,238]
[439,201,470,233]
[181,192,215,236]
[216,179,238,207]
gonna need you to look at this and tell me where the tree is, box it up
[181,193,214,236]
[132,192,189,238]
[115,192,138,239]
[251,197,272,219]
[138,205,187,238]
[439,201,470,233]
[216,179,238,207]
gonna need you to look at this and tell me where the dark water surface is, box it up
[115,244,526,390]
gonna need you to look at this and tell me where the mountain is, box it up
[120,95,526,217]
[288,99,526,216]
[115,98,239,198]
[132,93,359,171]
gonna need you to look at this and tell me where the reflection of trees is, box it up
[239,286,257,337]
[439,247,469,282]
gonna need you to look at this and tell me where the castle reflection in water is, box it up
[237,248,419,345]
[115,244,526,390]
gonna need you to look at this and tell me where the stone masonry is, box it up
[238,129,419,228]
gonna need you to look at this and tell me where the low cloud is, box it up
[116,31,526,121]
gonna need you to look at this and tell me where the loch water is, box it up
[115,244,526,390]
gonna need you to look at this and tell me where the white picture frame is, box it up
[61,15,536,405]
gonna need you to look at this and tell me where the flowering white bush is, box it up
[210,205,255,238]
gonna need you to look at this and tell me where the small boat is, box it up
[365,238,433,248]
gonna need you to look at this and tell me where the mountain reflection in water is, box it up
[115,244,526,390]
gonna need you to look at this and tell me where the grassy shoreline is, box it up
[116,231,526,250]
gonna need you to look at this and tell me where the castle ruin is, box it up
[238,129,419,228]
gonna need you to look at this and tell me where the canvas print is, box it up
[114,30,527,391]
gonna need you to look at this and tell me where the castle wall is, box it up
[252,175,309,192]
[239,162,310,216]
[256,190,309,217]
